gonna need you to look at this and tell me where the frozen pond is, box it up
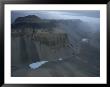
[29,61,48,69]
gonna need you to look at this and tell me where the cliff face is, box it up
[11,15,73,68]
[11,30,71,64]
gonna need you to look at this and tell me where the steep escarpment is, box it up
[11,15,72,68]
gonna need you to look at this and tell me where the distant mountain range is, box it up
[11,15,57,29]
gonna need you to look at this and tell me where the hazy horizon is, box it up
[11,10,100,23]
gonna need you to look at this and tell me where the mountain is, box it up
[11,15,100,77]
[11,15,56,30]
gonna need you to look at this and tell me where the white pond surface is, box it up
[29,61,48,69]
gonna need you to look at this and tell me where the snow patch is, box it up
[58,58,63,61]
[81,38,88,42]
[29,61,48,69]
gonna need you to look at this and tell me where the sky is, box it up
[11,10,100,23]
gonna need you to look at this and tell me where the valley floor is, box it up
[11,55,100,77]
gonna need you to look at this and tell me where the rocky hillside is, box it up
[11,15,72,66]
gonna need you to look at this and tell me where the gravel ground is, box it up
[11,55,100,77]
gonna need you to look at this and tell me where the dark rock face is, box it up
[11,36,40,67]
[11,15,70,70]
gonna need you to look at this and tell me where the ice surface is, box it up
[29,61,48,69]
[58,58,63,61]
